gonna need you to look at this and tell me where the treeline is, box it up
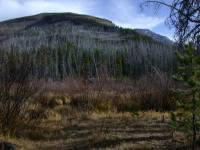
[0,19,177,80]
[0,42,176,80]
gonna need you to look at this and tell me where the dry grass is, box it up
[0,107,189,150]
[0,75,192,149]
[40,73,175,112]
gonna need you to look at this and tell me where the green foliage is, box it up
[0,38,175,80]
[170,112,177,129]
[172,44,200,147]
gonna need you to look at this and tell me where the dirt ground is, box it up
[0,109,188,150]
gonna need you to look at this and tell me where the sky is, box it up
[0,0,174,39]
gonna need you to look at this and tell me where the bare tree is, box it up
[0,52,38,135]
[142,0,200,46]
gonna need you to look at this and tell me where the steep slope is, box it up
[0,13,114,43]
[0,13,176,79]
[134,29,173,45]
[0,13,114,31]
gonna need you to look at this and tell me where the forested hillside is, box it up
[0,13,176,79]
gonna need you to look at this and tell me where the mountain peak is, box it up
[134,29,173,45]
[0,12,174,47]
[1,12,115,27]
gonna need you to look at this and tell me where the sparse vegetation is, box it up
[0,52,40,135]
[0,73,194,149]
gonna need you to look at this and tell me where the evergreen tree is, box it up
[172,44,200,149]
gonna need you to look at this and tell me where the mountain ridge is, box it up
[0,13,172,45]
[0,12,176,79]
[134,29,173,45]
[1,12,115,26]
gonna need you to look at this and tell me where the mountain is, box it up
[0,13,176,79]
[0,12,114,32]
[0,13,114,43]
[134,29,173,45]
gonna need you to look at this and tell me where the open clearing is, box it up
[0,110,186,150]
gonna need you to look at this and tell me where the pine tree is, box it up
[172,44,200,149]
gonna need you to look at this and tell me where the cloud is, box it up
[114,15,164,29]
[104,0,164,29]
[0,0,165,30]
[0,0,94,21]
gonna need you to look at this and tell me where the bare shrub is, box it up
[112,94,137,112]
[37,70,175,113]
[42,78,84,95]
[70,93,116,112]
[64,71,176,113]
[0,52,39,135]
[135,70,175,111]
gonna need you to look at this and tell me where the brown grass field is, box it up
[0,78,194,149]
[0,109,187,150]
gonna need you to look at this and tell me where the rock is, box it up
[44,110,61,121]
[49,98,63,108]
[0,141,16,150]
[39,92,54,107]
[63,96,71,105]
